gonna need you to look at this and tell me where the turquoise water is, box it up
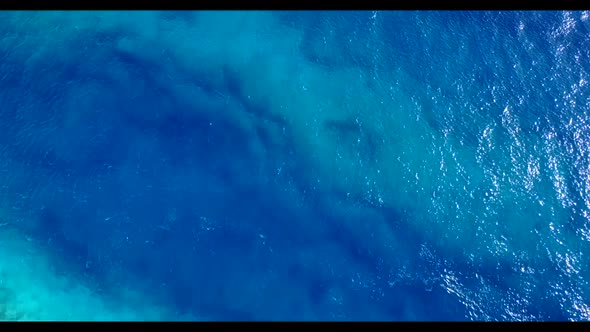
[0,10,589,321]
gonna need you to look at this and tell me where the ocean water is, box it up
[0,10,589,321]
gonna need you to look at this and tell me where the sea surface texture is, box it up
[0,11,589,321]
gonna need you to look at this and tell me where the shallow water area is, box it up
[0,11,589,321]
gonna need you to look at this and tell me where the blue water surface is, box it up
[0,11,589,321]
